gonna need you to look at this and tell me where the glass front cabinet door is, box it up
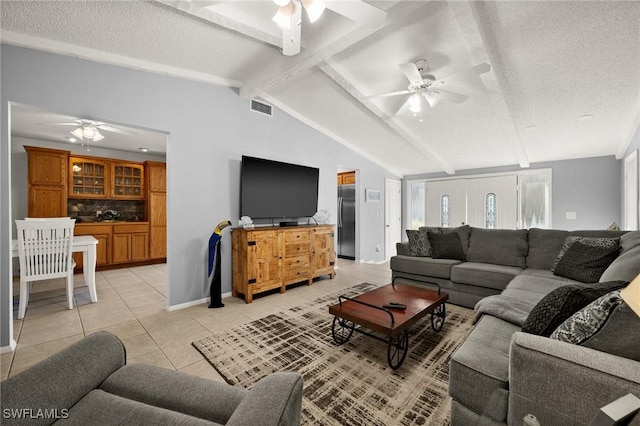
[70,157,108,198]
[111,163,144,199]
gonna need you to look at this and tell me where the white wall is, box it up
[0,45,398,349]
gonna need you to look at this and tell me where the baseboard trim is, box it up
[1,339,17,354]
[166,292,233,311]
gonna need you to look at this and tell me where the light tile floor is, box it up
[2,259,392,382]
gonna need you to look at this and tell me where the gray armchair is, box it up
[1,332,303,425]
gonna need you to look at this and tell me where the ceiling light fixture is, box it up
[71,123,104,142]
[66,136,77,143]
[272,0,325,29]
[139,147,149,152]
[408,94,422,113]
[579,114,593,121]
[425,91,440,108]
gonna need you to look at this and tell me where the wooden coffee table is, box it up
[328,281,448,369]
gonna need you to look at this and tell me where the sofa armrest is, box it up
[226,372,303,426]
[396,241,410,256]
[509,332,640,426]
[0,332,125,425]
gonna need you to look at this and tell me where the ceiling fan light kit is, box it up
[272,0,325,29]
[71,124,104,142]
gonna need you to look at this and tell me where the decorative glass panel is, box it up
[441,195,450,227]
[410,182,426,228]
[519,173,548,228]
[485,193,497,229]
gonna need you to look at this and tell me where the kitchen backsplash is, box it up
[67,199,144,222]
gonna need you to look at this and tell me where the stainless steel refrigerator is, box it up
[337,184,356,259]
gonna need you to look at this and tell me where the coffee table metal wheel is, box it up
[332,316,355,344]
[431,304,446,332]
[387,330,409,369]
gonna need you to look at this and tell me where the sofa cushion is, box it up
[521,280,629,337]
[466,228,528,268]
[551,236,620,272]
[406,229,430,257]
[100,363,245,424]
[449,315,520,415]
[428,231,465,260]
[549,290,640,362]
[440,225,472,253]
[390,255,461,279]
[451,262,522,291]
[551,239,620,283]
[519,268,583,284]
[66,389,217,426]
[600,230,640,282]
[526,228,570,270]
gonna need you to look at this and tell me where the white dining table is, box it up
[11,235,99,303]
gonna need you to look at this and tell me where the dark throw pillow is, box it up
[406,229,429,257]
[552,241,621,283]
[522,280,629,337]
[550,290,640,362]
[551,236,619,270]
[427,231,465,261]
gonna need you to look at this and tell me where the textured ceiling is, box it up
[1,0,639,176]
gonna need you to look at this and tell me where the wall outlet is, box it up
[375,245,380,252]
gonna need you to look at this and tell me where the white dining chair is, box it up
[15,219,76,319]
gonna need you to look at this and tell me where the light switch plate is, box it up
[565,211,577,220]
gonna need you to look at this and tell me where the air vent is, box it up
[250,99,273,117]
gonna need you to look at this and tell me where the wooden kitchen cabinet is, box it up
[337,171,356,185]
[69,157,108,198]
[73,224,112,269]
[232,225,335,303]
[145,161,167,259]
[25,146,69,217]
[112,223,149,263]
[111,162,144,199]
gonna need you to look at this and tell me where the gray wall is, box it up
[1,45,396,349]
[403,155,623,232]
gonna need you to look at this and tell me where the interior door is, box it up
[425,180,467,227]
[385,179,402,260]
[624,150,639,230]
[466,175,518,229]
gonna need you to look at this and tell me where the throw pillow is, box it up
[552,241,620,283]
[551,236,619,270]
[427,231,465,261]
[551,291,640,362]
[521,280,628,337]
[406,230,429,257]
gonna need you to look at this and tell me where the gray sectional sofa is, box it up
[392,226,640,425]
[1,331,303,426]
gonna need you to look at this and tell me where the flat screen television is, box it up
[240,155,319,219]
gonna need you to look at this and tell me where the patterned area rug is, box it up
[193,283,474,426]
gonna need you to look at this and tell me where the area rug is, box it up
[193,282,474,426]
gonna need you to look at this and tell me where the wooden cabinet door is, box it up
[131,232,149,261]
[69,157,109,198]
[74,225,112,268]
[26,147,67,186]
[149,192,166,258]
[248,231,282,291]
[112,233,131,263]
[312,227,335,277]
[111,162,144,199]
[146,161,166,192]
[28,186,67,217]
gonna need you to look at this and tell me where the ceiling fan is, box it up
[43,119,132,142]
[271,0,386,56]
[368,59,491,117]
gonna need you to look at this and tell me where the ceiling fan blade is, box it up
[366,89,412,99]
[437,63,491,84]
[325,0,386,27]
[437,90,469,104]
[398,62,423,86]
[281,3,302,56]
[39,122,81,126]
[96,124,133,134]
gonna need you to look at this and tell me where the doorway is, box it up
[624,150,639,230]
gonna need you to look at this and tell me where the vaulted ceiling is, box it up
[2,1,639,176]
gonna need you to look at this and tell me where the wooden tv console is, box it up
[231,225,336,303]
